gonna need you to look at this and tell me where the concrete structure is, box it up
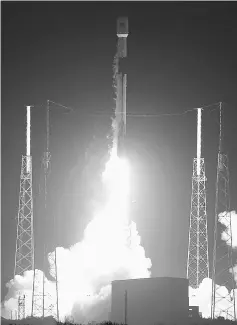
[111,277,188,325]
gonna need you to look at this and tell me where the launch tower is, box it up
[187,108,209,288]
[211,103,236,320]
[14,106,34,319]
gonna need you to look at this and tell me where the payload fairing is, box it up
[114,17,128,157]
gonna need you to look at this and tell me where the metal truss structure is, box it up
[15,154,34,319]
[211,103,236,320]
[18,295,26,320]
[47,250,59,319]
[187,157,209,288]
[14,155,34,277]
[31,269,57,319]
[14,106,34,319]
[211,155,236,319]
[32,101,59,320]
[31,268,44,317]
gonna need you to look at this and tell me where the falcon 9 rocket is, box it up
[114,17,128,157]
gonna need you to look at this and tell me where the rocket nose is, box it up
[117,17,129,36]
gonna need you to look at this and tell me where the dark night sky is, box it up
[1,1,237,298]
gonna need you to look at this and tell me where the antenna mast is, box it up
[15,106,34,319]
[187,108,209,289]
[32,101,59,320]
[211,102,236,320]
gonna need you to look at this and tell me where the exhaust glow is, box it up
[2,145,151,323]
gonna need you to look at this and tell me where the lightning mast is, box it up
[211,103,236,320]
[15,106,34,276]
[32,100,59,320]
[14,106,34,319]
[187,108,209,288]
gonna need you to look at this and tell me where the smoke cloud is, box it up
[2,149,151,323]
[219,211,237,248]
[189,278,237,319]
[1,270,56,319]
[189,210,237,319]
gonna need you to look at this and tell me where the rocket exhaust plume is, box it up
[2,17,151,321]
[2,147,151,322]
[2,111,151,324]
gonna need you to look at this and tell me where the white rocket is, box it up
[115,17,128,157]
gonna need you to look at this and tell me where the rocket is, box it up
[117,17,128,58]
[115,17,128,157]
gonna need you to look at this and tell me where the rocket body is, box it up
[115,17,128,157]
[117,17,128,58]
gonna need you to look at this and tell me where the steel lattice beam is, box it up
[211,153,236,320]
[18,295,26,320]
[187,158,209,288]
[14,154,34,320]
[14,156,34,277]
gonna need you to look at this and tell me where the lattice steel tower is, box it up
[187,108,209,288]
[18,295,26,320]
[14,106,34,319]
[14,106,34,276]
[211,103,236,320]
[32,100,59,320]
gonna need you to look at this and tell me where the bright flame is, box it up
[2,145,151,323]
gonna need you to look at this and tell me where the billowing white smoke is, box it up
[2,147,151,323]
[1,269,56,319]
[189,278,237,319]
[189,278,212,318]
[219,211,237,248]
[189,210,237,319]
[218,211,237,294]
